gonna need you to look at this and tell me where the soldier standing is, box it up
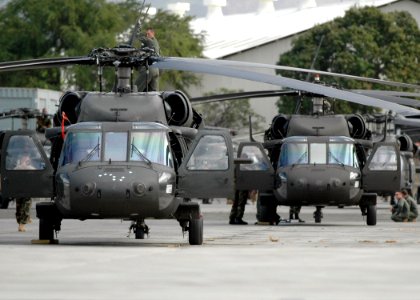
[36,108,52,133]
[14,153,36,232]
[136,27,160,92]
[229,190,248,225]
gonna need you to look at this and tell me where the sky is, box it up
[127,0,354,18]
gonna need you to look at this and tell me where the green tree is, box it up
[193,88,265,134]
[0,1,204,91]
[276,7,420,114]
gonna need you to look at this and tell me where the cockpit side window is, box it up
[6,135,45,170]
[368,145,397,171]
[186,135,228,170]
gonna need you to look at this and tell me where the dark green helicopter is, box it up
[190,65,420,226]
[1,44,420,244]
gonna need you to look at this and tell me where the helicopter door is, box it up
[177,130,234,199]
[236,142,275,191]
[0,130,54,198]
[362,142,401,193]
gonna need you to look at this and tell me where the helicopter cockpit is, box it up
[278,136,360,169]
[59,122,174,168]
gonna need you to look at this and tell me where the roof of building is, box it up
[190,0,400,59]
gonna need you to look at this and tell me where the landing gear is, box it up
[313,206,323,223]
[175,201,204,245]
[36,202,62,242]
[188,216,203,245]
[130,219,149,239]
[366,204,377,226]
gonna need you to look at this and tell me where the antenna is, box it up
[128,0,150,47]
[249,115,256,142]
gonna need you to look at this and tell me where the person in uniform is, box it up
[289,206,305,222]
[402,189,418,222]
[14,154,35,232]
[391,191,410,222]
[229,190,248,225]
[36,108,52,133]
[135,27,160,92]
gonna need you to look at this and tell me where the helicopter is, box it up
[1,43,420,244]
[189,73,420,226]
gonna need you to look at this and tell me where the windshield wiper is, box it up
[328,151,345,166]
[131,143,152,166]
[80,143,100,163]
[292,151,307,167]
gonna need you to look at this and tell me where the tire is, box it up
[366,204,377,226]
[39,219,54,240]
[189,217,203,245]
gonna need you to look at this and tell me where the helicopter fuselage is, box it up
[274,136,363,207]
[54,121,179,220]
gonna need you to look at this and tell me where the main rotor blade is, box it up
[158,57,420,90]
[352,90,420,98]
[0,57,95,72]
[352,91,420,108]
[154,57,420,116]
[191,90,299,104]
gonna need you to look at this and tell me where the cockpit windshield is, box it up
[59,130,174,167]
[279,141,359,168]
[60,132,102,165]
[130,131,173,167]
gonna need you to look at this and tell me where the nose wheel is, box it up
[188,216,203,245]
[129,220,149,239]
[313,206,324,223]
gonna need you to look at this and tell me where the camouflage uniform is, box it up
[16,197,32,225]
[136,36,160,92]
[405,195,418,222]
[229,190,248,224]
[36,114,51,133]
[391,197,409,222]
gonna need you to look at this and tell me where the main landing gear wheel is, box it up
[366,204,377,226]
[189,217,203,245]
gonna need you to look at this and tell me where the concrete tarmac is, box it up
[0,199,419,300]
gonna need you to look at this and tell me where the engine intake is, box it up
[162,91,193,126]
[347,114,367,139]
[56,92,83,125]
[398,133,414,152]
[270,114,289,139]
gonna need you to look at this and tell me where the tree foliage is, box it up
[276,7,420,114]
[193,88,265,134]
[0,0,204,91]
